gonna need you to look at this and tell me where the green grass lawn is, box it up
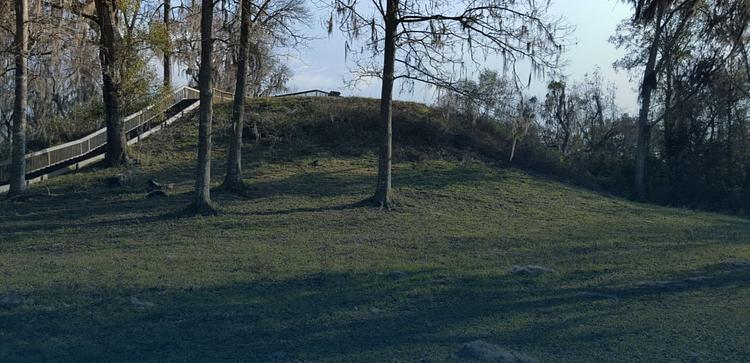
[1,109,749,362]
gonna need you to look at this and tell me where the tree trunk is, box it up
[9,0,28,196]
[725,98,735,206]
[163,0,171,88]
[223,0,250,190]
[189,0,216,214]
[634,3,665,201]
[556,85,569,155]
[663,54,681,196]
[95,0,128,166]
[251,121,260,142]
[372,0,397,208]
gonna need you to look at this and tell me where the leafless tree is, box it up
[221,0,309,191]
[222,0,251,191]
[632,0,667,201]
[328,0,566,208]
[509,96,536,164]
[541,72,619,156]
[543,80,573,155]
[187,0,217,215]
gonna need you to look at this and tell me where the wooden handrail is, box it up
[0,86,203,184]
[0,86,340,186]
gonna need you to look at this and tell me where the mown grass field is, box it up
[1,99,749,362]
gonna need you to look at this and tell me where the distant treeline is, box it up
[440,66,750,213]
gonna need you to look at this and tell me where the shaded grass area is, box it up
[1,109,750,362]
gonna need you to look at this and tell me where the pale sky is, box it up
[285,0,639,113]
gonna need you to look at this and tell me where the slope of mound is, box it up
[241,96,564,175]
[0,97,749,362]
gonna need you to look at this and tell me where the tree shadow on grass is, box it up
[0,270,615,362]
[0,185,194,235]
[2,263,748,361]
[607,260,750,297]
[232,164,495,200]
[248,202,366,216]
[0,159,497,236]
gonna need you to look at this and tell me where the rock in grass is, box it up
[130,296,155,309]
[147,179,175,192]
[107,169,138,187]
[509,265,554,276]
[456,340,538,362]
[577,291,620,301]
[146,179,163,191]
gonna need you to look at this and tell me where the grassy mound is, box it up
[0,97,749,361]
[240,96,564,175]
